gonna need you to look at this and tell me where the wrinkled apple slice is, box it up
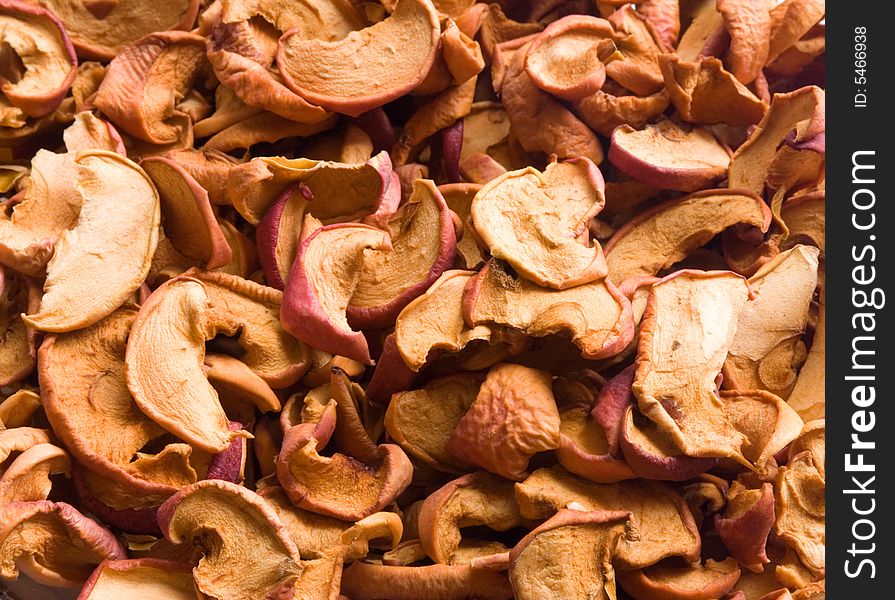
[341,561,514,600]
[0,501,126,587]
[516,466,700,569]
[724,246,818,397]
[722,389,804,469]
[141,156,232,270]
[256,183,306,290]
[471,159,607,289]
[0,269,38,387]
[386,374,479,472]
[618,557,741,600]
[767,0,826,64]
[638,0,679,49]
[78,559,195,600]
[158,480,303,599]
[92,32,206,145]
[0,389,41,428]
[524,15,617,101]
[259,484,354,559]
[591,365,635,456]
[0,443,70,504]
[277,399,413,520]
[464,260,633,359]
[780,190,825,254]
[348,179,457,328]
[23,150,160,332]
[228,150,398,225]
[788,420,825,479]
[394,270,493,372]
[659,54,767,126]
[509,508,630,600]
[715,482,776,573]
[573,86,671,137]
[786,291,824,421]
[39,0,199,60]
[457,103,510,169]
[282,223,391,365]
[556,403,636,483]
[620,405,716,481]
[634,270,751,462]
[439,183,484,268]
[418,472,524,564]
[606,5,665,95]
[277,0,440,116]
[0,0,77,118]
[609,120,731,192]
[447,363,559,481]
[604,189,769,284]
[775,452,825,576]
[717,0,771,84]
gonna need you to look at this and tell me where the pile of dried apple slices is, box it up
[0,0,825,598]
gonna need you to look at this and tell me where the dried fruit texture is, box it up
[0,0,77,119]
[0,501,126,586]
[786,290,824,421]
[573,86,671,137]
[341,561,513,600]
[775,452,825,576]
[439,183,484,268]
[618,557,741,600]
[788,420,825,479]
[38,0,199,59]
[348,179,458,328]
[446,363,559,480]
[609,120,730,192]
[558,402,635,483]
[634,271,751,462]
[604,189,769,285]
[0,389,41,428]
[0,269,37,386]
[465,260,633,359]
[717,0,771,84]
[638,0,679,49]
[724,246,818,397]
[715,482,776,573]
[23,151,160,332]
[471,159,607,289]
[418,472,523,564]
[606,5,665,95]
[277,0,440,116]
[281,223,391,365]
[509,509,630,600]
[158,480,303,599]
[524,16,616,101]
[721,390,803,471]
[516,466,699,569]
[660,55,767,126]
[0,443,70,504]
[767,0,825,64]
[78,559,195,600]
[386,374,479,472]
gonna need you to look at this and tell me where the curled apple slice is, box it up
[620,405,716,481]
[0,0,77,119]
[341,561,514,600]
[92,32,206,145]
[509,508,631,600]
[556,403,636,484]
[618,557,741,600]
[634,270,751,462]
[609,120,730,192]
[774,452,825,577]
[277,0,440,116]
[78,559,195,600]
[0,443,70,504]
[157,480,303,599]
[23,150,160,332]
[573,86,670,137]
[767,0,826,64]
[464,260,634,360]
[439,183,484,268]
[418,472,524,564]
[604,189,770,285]
[0,501,126,587]
[788,420,825,479]
[347,180,457,328]
[0,389,41,428]
[0,269,38,387]
[282,223,391,365]
[715,482,776,573]
[717,0,771,84]
[606,5,665,95]
[471,159,606,289]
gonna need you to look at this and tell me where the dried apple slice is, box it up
[775,451,825,577]
[0,389,41,428]
[788,420,825,479]
[394,270,493,372]
[604,189,770,284]
[620,405,716,481]
[439,183,484,268]
[556,403,636,483]
[418,472,524,564]
[717,0,771,84]
[78,559,195,600]
[509,508,630,600]
[618,558,742,600]
[609,120,730,192]
[524,15,617,101]
[141,156,232,270]
[447,363,559,481]
[0,501,126,587]
[0,269,38,387]
[634,270,751,462]
[341,561,514,600]
[767,0,826,64]
[259,484,354,559]
[639,0,679,49]
[22,150,160,332]
[347,179,457,328]
[0,0,77,118]
[0,443,70,504]
[282,223,391,365]
[573,86,670,137]
[470,159,607,289]
[277,0,440,116]
[721,389,804,469]
[606,5,666,95]
[715,482,776,573]
[157,480,303,599]
[723,246,818,398]
[92,32,206,145]
[256,183,307,290]
[386,374,479,472]
[464,259,633,359]
[0,427,52,466]
[457,103,509,169]
[787,292,824,421]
